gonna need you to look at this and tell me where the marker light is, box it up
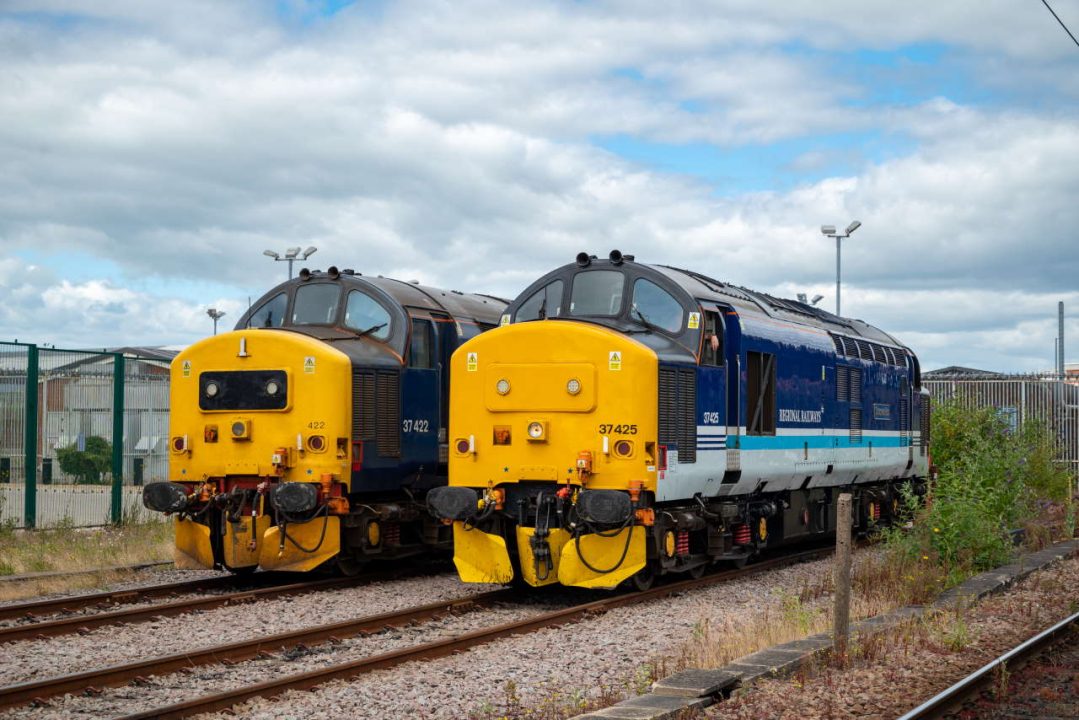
[566,378,581,395]
[204,382,219,398]
[266,380,280,396]
[527,421,546,441]
[496,379,511,395]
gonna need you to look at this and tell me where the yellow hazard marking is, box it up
[466,352,479,372]
[608,351,622,371]
[303,356,316,374]
[182,360,191,378]
[688,312,700,329]
[453,521,513,583]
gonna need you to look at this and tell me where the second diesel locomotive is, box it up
[143,267,506,573]
[429,251,929,589]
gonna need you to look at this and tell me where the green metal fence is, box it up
[0,342,173,528]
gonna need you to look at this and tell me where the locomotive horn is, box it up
[328,266,340,280]
[609,249,623,265]
[298,268,312,281]
[575,252,591,267]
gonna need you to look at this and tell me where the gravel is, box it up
[708,553,1079,720]
[0,572,500,686]
[202,555,846,719]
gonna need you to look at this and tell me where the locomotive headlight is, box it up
[527,421,547,441]
[566,378,581,395]
[496,378,511,395]
[265,380,280,396]
[204,381,219,398]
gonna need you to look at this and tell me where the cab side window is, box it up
[248,292,287,328]
[701,311,723,366]
[515,280,563,321]
[409,319,434,369]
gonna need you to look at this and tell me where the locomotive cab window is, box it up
[630,278,683,334]
[701,311,723,365]
[569,270,624,317]
[409,318,434,368]
[746,351,776,436]
[515,280,563,321]
[344,290,392,340]
[292,284,341,325]
[248,292,287,328]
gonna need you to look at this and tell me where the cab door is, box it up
[401,313,440,481]
[696,305,728,470]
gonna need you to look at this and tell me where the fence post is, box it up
[23,344,38,529]
[111,353,125,524]
[834,492,853,662]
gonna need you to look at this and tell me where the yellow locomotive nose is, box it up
[442,320,658,588]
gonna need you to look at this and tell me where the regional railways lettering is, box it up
[779,409,823,423]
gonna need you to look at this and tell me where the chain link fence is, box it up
[0,342,173,528]
[924,374,1079,482]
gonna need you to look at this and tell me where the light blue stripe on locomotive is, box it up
[693,429,908,451]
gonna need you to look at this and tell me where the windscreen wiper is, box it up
[627,306,662,334]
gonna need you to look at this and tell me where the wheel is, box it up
[730,554,748,570]
[336,556,366,577]
[688,562,707,580]
[630,564,655,592]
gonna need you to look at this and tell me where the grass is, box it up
[0,521,175,601]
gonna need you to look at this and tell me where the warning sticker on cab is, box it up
[303,356,316,374]
[688,312,700,329]
[608,351,622,371]
[467,352,478,372]
[182,360,191,377]
[499,314,511,326]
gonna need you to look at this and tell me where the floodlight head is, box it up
[845,220,862,235]
[206,308,226,320]
[797,293,808,303]
[811,294,824,305]
[285,247,301,259]
[263,249,280,259]
[821,225,836,236]
[302,246,318,259]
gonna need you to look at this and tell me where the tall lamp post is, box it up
[820,221,861,316]
[263,246,317,279]
[206,308,226,335]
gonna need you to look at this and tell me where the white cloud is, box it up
[0,2,1077,371]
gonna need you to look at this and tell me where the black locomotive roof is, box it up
[507,251,909,353]
[235,268,507,367]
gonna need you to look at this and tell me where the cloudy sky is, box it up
[2,1,1078,372]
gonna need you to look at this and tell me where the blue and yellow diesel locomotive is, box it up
[429,251,929,589]
[143,267,506,573]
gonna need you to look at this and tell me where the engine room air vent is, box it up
[850,408,863,443]
[658,366,697,464]
[352,369,402,458]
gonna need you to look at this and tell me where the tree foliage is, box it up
[889,400,1073,584]
[55,436,112,485]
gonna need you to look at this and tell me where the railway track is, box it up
[0,546,836,718]
[0,569,411,643]
[898,608,1079,720]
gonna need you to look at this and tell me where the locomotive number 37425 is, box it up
[598,423,637,435]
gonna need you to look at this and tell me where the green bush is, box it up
[55,436,112,485]
[888,401,1073,585]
